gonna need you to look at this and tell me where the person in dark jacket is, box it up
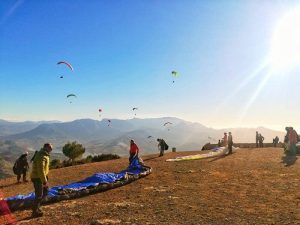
[31,143,52,218]
[14,152,29,183]
[157,139,167,157]
[228,132,233,154]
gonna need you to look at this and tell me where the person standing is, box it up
[256,131,259,148]
[288,127,298,156]
[157,139,168,157]
[31,143,52,217]
[274,136,279,147]
[222,133,228,147]
[258,134,264,148]
[228,132,233,154]
[129,140,139,164]
[13,152,29,183]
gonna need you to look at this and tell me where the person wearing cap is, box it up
[129,140,139,164]
[30,143,52,217]
[228,132,233,154]
[222,133,228,147]
[14,152,29,183]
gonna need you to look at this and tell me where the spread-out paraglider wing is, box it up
[57,61,74,71]
[148,135,153,139]
[132,107,138,111]
[163,122,173,126]
[67,94,77,98]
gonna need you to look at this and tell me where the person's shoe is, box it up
[23,180,29,182]
[32,211,43,218]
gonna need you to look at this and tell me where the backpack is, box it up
[13,160,19,175]
[165,143,169,150]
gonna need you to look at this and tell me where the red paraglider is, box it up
[57,61,74,71]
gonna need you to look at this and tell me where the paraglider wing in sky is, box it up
[132,107,138,116]
[163,122,173,126]
[66,94,77,103]
[171,71,179,83]
[66,94,77,98]
[57,61,74,71]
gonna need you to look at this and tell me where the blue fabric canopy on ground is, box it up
[6,157,144,201]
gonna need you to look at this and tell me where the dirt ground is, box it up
[0,148,299,225]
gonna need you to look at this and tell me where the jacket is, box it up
[30,148,50,183]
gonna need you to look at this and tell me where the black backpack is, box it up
[13,160,19,175]
[164,141,169,150]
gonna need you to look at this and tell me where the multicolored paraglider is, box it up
[66,94,77,103]
[57,61,74,71]
[171,71,179,83]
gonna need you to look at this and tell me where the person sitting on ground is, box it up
[129,139,139,164]
[157,138,168,157]
[13,152,29,183]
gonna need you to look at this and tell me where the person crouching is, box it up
[129,140,139,164]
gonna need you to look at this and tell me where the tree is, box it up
[62,141,85,163]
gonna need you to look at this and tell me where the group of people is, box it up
[13,143,53,217]
[129,138,168,164]
[12,138,169,218]
[255,131,265,148]
[217,132,233,154]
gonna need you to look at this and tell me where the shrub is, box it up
[62,141,85,163]
[50,159,61,169]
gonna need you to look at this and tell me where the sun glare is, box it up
[269,8,300,70]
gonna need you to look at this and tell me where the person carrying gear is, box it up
[157,138,168,157]
[13,152,29,183]
[31,143,53,218]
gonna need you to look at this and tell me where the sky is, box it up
[1,0,300,131]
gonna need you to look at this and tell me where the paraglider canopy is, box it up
[57,61,74,71]
[171,71,179,83]
[66,94,77,103]
[163,122,173,126]
[132,107,138,116]
[66,94,77,98]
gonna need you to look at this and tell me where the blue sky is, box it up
[1,0,300,130]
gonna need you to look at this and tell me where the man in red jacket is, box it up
[129,140,139,164]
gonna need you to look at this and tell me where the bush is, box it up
[92,154,120,162]
[50,159,61,169]
[62,141,85,163]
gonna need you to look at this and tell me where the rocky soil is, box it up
[0,148,299,225]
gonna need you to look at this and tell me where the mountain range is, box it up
[0,117,285,156]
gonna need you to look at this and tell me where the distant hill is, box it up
[0,117,286,157]
[0,119,59,136]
